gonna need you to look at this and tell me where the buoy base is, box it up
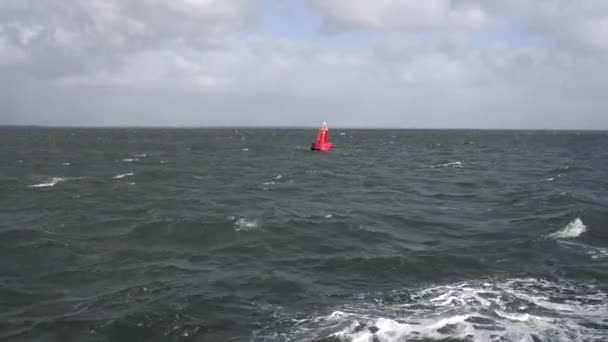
[311,141,332,152]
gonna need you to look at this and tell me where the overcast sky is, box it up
[1,0,607,129]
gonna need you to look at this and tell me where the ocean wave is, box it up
[28,177,66,188]
[558,240,608,260]
[547,218,587,239]
[432,161,463,168]
[257,278,608,341]
[113,172,134,179]
[121,158,139,162]
[234,217,261,232]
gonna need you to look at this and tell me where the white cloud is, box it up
[487,1,608,52]
[0,0,250,76]
[310,0,491,31]
[1,0,608,129]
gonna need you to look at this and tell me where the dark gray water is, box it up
[1,127,607,342]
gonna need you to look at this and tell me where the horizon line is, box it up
[0,124,607,132]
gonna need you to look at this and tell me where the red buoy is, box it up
[310,121,332,152]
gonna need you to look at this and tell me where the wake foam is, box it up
[258,278,608,342]
[547,218,587,239]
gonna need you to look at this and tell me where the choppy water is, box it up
[1,127,607,342]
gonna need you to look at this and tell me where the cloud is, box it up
[485,1,608,52]
[0,0,250,79]
[310,0,491,31]
[1,0,608,129]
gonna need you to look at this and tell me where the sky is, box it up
[1,0,607,129]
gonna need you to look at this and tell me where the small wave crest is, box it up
[432,161,463,168]
[257,278,608,341]
[547,218,587,239]
[113,172,134,179]
[558,240,608,260]
[121,158,139,162]
[28,177,66,188]
[234,217,261,232]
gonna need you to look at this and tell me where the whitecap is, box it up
[324,214,333,219]
[113,172,134,179]
[589,247,608,259]
[121,158,139,162]
[131,153,147,157]
[29,177,66,188]
[547,217,587,239]
[241,148,249,151]
[62,162,71,166]
[275,174,283,180]
[263,181,276,185]
[546,177,554,182]
[234,217,261,232]
[558,240,608,260]
[432,161,463,168]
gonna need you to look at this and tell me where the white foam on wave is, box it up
[589,247,608,259]
[547,218,587,239]
[241,148,249,151]
[558,240,608,260]
[234,217,261,232]
[113,172,134,179]
[432,161,463,168]
[121,158,139,162]
[29,177,66,188]
[131,153,147,157]
[263,181,276,185]
[62,162,71,166]
[261,278,608,342]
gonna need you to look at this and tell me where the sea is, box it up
[1,127,607,342]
